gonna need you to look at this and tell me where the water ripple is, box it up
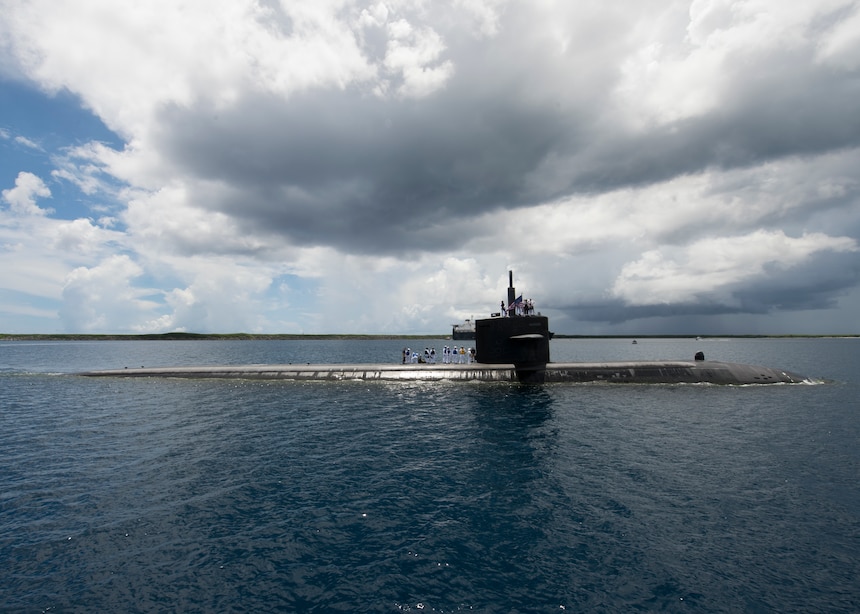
[2,342,859,612]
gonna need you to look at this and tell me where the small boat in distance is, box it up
[452,318,476,340]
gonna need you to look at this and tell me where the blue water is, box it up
[1,338,858,612]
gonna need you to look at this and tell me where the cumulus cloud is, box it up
[149,257,276,332]
[1,0,860,334]
[2,172,52,216]
[60,255,153,331]
[381,19,454,97]
[52,218,117,255]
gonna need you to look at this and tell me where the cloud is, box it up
[52,218,118,256]
[381,18,454,98]
[151,256,276,333]
[14,135,40,149]
[610,230,857,306]
[60,255,153,331]
[1,0,860,334]
[2,171,52,216]
[814,2,860,69]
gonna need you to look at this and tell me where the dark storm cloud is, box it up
[155,86,571,252]
[152,20,860,257]
[143,2,623,253]
[572,299,745,325]
[550,56,860,196]
[732,252,860,312]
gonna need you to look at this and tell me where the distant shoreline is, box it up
[1,332,857,341]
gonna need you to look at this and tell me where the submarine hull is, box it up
[77,360,808,385]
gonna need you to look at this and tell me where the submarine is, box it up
[78,272,809,385]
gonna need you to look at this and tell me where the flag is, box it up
[506,295,523,311]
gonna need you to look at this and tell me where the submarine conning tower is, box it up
[475,271,551,383]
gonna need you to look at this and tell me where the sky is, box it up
[1,0,859,335]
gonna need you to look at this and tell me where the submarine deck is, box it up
[77,360,808,385]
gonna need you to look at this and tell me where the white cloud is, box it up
[611,230,858,305]
[121,182,274,258]
[60,254,154,331]
[155,257,275,332]
[816,4,860,69]
[380,19,454,97]
[0,300,57,320]
[477,148,860,259]
[614,0,858,125]
[358,2,390,29]
[0,247,68,301]
[14,135,40,149]
[0,0,430,139]
[52,218,116,255]
[1,1,359,138]
[0,171,132,319]
[453,0,506,37]
[2,172,52,216]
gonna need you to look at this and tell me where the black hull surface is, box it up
[78,360,809,385]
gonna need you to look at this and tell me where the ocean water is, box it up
[1,338,858,613]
